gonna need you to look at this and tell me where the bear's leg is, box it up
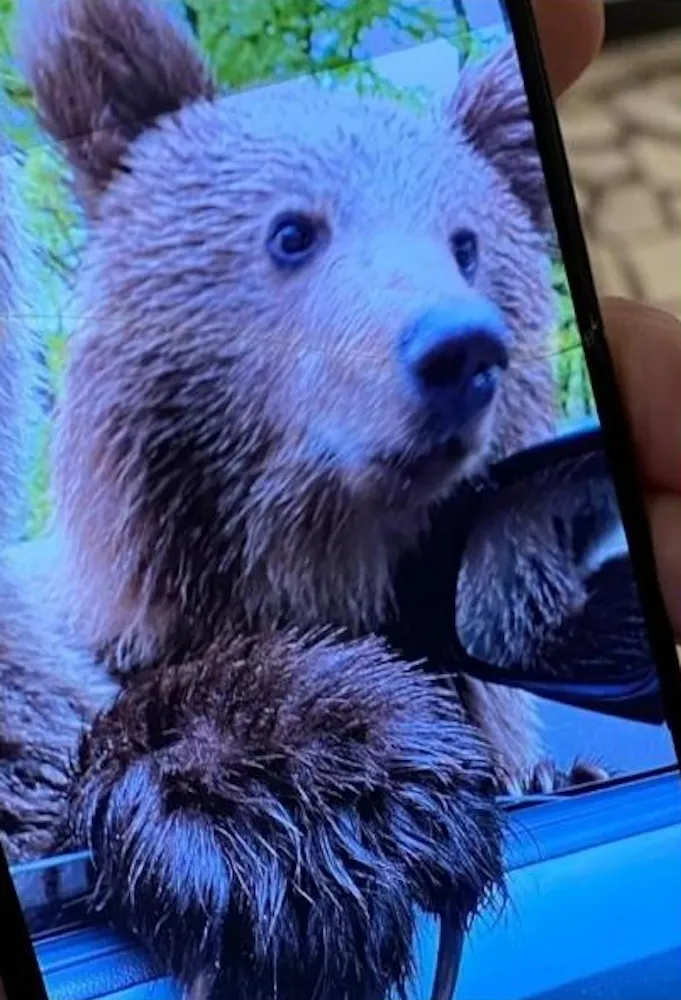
[63,630,503,1000]
[0,558,118,862]
[456,471,620,793]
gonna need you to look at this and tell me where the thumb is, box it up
[648,492,681,641]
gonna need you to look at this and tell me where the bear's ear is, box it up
[17,0,216,206]
[449,42,552,233]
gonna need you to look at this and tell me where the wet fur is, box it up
[67,629,503,999]
[0,559,116,862]
[21,3,558,676]
[0,0,605,995]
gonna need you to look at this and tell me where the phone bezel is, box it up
[503,0,681,761]
[0,2,679,999]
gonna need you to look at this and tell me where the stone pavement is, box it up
[559,31,681,318]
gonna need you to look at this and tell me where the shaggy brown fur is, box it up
[69,628,502,999]
[0,145,117,863]
[24,1,559,775]
[22,7,556,669]
[2,0,606,995]
[0,561,117,863]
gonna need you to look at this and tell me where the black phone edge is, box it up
[1,4,681,1000]
[505,0,681,766]
[0,848,48,1000]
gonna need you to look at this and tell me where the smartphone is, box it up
[1,1,680,999]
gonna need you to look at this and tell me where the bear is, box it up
[3,0,610,996]
[0,139,117,863]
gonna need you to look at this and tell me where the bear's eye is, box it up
[451,229,479,283]
[267,213,323,269]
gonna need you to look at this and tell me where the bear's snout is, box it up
[400,300,509,433]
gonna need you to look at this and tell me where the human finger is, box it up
[532,0,605,97]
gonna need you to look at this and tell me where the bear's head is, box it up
[20,0,558,664]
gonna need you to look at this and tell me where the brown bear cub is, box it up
[5,0,604,996]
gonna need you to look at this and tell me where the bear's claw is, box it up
[498,757,609,797]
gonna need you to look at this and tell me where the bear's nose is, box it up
[400,301,509,427]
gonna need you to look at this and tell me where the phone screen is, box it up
[1,2,680,999]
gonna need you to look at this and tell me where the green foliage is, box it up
[0,0,595,538]
[552,258,596,421]
[0,0,30,112]
[186,0,450,87]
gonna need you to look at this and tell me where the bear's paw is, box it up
[64,630,503,1000]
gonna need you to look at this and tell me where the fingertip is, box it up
[532,0,605,97]
[601,298,681,495]
[648,492,681,640]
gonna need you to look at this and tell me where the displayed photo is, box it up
[1,2,679,999]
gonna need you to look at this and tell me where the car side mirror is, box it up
[390,420,665,726]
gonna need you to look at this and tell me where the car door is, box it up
[11,767,679,1000]
[408,766,681,1000]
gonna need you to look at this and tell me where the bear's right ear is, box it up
[17,0,215,206]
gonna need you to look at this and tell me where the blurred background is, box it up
[560,0,681,321]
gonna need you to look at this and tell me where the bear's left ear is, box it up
[449,42,552,233]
